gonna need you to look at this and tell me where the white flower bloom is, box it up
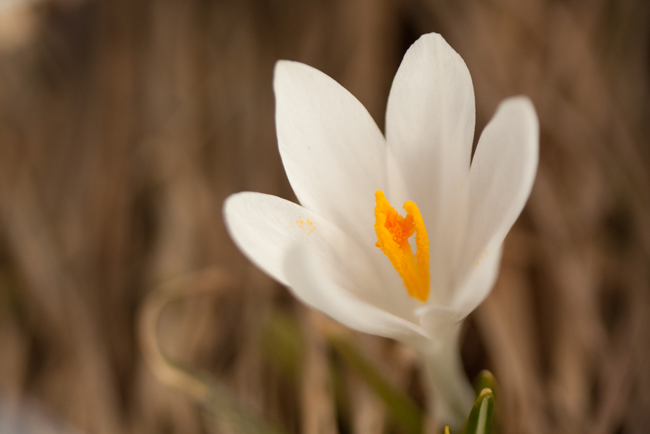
[224,33,538,426]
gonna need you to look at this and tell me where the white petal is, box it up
[384,33,475,301]
[274,60,387,248]
[224,192,349,286]
[452,246,503,316]
[223,192,413,318]
[454,97,538,306]
[284,244,431,347]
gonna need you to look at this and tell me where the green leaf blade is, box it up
[465,388,494,434]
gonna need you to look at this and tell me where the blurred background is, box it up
[0,0,649,433]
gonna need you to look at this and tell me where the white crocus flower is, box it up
[224,33,538,428]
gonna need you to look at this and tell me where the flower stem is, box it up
[421,329,474,431]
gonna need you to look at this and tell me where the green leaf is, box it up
[328,336,424,433]
[473,370,498,402]
[261,310,304,383]
[465,388,494,434]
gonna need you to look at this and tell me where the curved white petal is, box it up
[452,245,503,316]
[385,33,475,301]
[224,192,352,286]
[223,192,414,318]
[274,61,387,249]
[284,244,431,347]
[454,97,538,306]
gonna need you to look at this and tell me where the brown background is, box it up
[0,0,649,433]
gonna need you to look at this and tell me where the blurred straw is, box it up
[138,266,287,434]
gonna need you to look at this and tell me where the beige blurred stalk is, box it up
[0,0,41,51]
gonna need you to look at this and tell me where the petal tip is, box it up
[222,192,238,219]
[273,59,304,92]
[273,60,319,91]
[273,59,296,76]
[403,32,461,63]
[489,96,540,165]
[499,96,539,133]
[415,31,447,47]
[223,191,250,219]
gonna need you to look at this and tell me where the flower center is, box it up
[374,190,430,302]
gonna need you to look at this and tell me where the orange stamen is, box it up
[374,190,430,301]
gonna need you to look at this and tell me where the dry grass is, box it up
[0,0,648,433]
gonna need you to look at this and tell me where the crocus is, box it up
[224,33,538,427]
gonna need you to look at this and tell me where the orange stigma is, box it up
[374,190,430,301]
